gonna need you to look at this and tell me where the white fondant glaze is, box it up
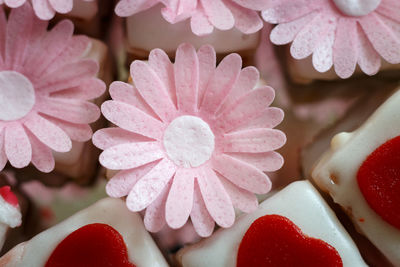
[164,116,215,168]
[178,181,366,267]
[126,5,260,55]
[333,0,381,17]
[0,196,21,228]
[0,71,35,121]
[0,198,168,267]
[312,88,400,265]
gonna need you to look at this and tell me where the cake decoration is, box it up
[45,223,135,267]
[0,186,21,250]
[115,0,268,35]
[262,0,400,78]
[93,43,286,237]
[0,0,95,20]
[0,4,104,173]
[237,214,343,267]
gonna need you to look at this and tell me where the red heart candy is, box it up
[45,223,136,267]
[357,135,400,230]
[237,214,343,267]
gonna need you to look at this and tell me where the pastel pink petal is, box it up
[28,132,55,173]
[166,168,194,229]
[48,0,73,13]
[106,162,157,198]
[5,3,34,69]
[190,182,215,237]
[218,175,258,213]
[115,0,159,17]
[360,13,400,64]
[356,25,381,76]
[201,53,242,114]
[36,96,100,124]
[312,19,336,73]
[131,61,177,122]
[333,18,358,79]
[232,0,269,10]
[175,43,199,113]
[93,127,151,150]
[217,86,275,132]
[223,128,286,153]
[0,131,7,171]
[144,180,172,233]
[224,1,263,34]
[161,0,196,23]
[212,154,271,194]
[4,0,26,8]
[197,167,235,228]
[237,107,284,131]
[218,66,260,115]
[227,151,284,172]
[99,142,163,170]
[376,1,400,23]
[148,49,177,107]
[270,12,317,45]
[5,124,31,168]
[191,7,214,36]
[51,78,106,100]
[127,158,176,211]
[261,1,317,24]
[101,100,163,140]
[43,116,93,142]
[197,45,216,106]
[200,0,234,31]
[24,113,72,153]
[0,8,6,62]
[32,0,56,20]
[37,60,98,94]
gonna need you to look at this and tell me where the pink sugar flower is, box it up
[0,0,95,20]
[262,0,400,78]
[115,0,269,35]
[0,4,105,172]
[93,43,286,237]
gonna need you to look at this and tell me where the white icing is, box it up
[163,116,215,168]
[0,196,21,228]
[312,88,400,265]
[126,5,260,55]
[0,198,168,267]
[333,0,381,17]
[0,71,35,121]
[178,181,366,267]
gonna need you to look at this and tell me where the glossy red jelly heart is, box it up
[357,135,400,230]
[0,186,18,207]
[45,223,135,267]
[237,214,343,267]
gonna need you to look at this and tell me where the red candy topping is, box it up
[45,223,136,267]
[357,135,400,230]
[237,214,343,267]
[0,186,18,207]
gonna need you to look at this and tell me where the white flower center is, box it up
[163,115,215,168]
[0,71,35,121]
[333,0,381,16]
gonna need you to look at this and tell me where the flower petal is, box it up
[5,123,31,168]
[231,0,269,10]
[48,0,73,13]
[199,0,234,31]
[197,45,216,107]
[212,154,271,194]
[356,25,381,76]
[0,8,6,63]
[197,167,235,228]
[190,181,215,237]
[236,107,284,131]
[32,0,56,20]
[115,0,159,17]
[93,127,151,150]
[191,6,214,36]
[224,1,263,34]
[4,0,26,8]
[166,168,194,229]
[0,130,7,171]
[127,158,176,211]
[312,19,336,73]
[262,0,318,24]
[99,142,163,170]
[51,78,106,100]
[28,132,55,173]
[101,100,163,140]
[227,151,284,172]
[43,116,93,142]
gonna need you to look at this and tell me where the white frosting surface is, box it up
[1,198,168,267]
[312,88,400,265]
[126,5,259,55]
[333,0,381,17]
[178,181,366,267]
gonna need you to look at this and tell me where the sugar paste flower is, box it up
[0,4,104,172]
[115,0,269,35]
[93,43,286,237]
[262,0,400,78]
[0,0,95,20]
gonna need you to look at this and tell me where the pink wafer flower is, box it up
[262,0,400,78]
[0,4,105,172]
[93,43,286,237]
[0,0,95,20]
[115,0,269,35]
